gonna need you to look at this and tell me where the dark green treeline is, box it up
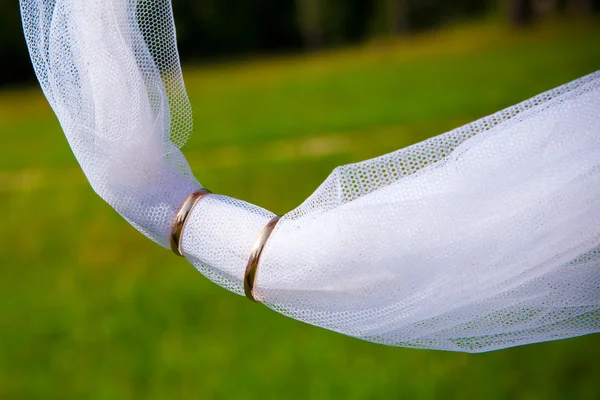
[1,0,598,86]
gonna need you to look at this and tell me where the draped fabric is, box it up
[21,0,600,352]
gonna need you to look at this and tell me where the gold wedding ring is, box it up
[171,190,280,303]
[170,189,212,257]
[244,216,281,303]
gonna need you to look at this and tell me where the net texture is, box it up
[21,0,600,352]
[21,0,201,247]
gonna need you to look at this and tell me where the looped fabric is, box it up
[21,0,600,352]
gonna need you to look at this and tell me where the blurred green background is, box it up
[1,1,600,399]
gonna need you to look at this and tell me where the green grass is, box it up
[1,19,599,399]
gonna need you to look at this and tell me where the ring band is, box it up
[244,216,281,302]
[171,189,212,257]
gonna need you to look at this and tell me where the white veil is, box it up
[21,0,600,352]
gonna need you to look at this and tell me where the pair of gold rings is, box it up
[170,190,280,303]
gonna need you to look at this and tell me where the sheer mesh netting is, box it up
[21,0,201,246]
[22,0,600,352]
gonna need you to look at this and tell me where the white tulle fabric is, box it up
[21,0,600,352]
